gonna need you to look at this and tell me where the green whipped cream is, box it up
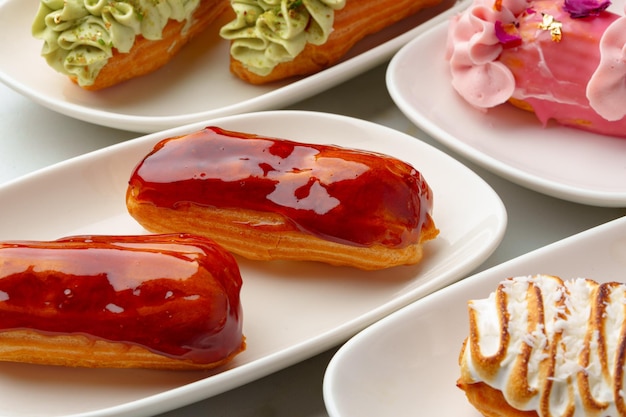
[32,0,200,87]
[219,0,346,76]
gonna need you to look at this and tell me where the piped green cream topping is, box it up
[32,0,200,87]
[219,0,346,76]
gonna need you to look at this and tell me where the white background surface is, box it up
[1,58,625,416]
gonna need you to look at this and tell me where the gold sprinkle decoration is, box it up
[538,13,562,42]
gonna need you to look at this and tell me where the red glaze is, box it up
[129,127,434,248]
[0,234,243,364]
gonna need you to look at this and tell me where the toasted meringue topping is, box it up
[460,274,626,416]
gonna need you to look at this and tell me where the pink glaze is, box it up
[447,0,626,137]
[500,1,624,135]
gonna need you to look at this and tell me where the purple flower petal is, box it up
[563,0,611,18]
[495,21,522,48]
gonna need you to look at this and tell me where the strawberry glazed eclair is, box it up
[446,0,626,137]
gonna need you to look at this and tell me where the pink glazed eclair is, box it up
[446,0,626,138]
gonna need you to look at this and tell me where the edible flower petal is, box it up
[495,20,522,47]
[563,0,611,18]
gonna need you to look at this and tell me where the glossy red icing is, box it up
[129,127,434,248]
[0,234,243,364]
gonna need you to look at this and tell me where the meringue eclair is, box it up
[458,274,626,417]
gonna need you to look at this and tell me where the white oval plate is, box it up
[0,110,505,417]
[0,0,467,134]
[324,215,626,417]
[386,8,626,208]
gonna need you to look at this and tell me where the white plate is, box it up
[386,14,626,208]
[0,110,506,417]
[324,214,626,417]
[0,0,467,134]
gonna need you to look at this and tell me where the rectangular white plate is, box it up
[324,215,626,417]
[0,110,506,416]
[0,0,467,133]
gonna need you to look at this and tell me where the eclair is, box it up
[32,0,231,90]
[447,0,626,137]
[458,274,626,416]
[126,126,439,270]
[0,233,245,370]
[219,0,444,84]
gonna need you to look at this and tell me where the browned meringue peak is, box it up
[459,274,626,417]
